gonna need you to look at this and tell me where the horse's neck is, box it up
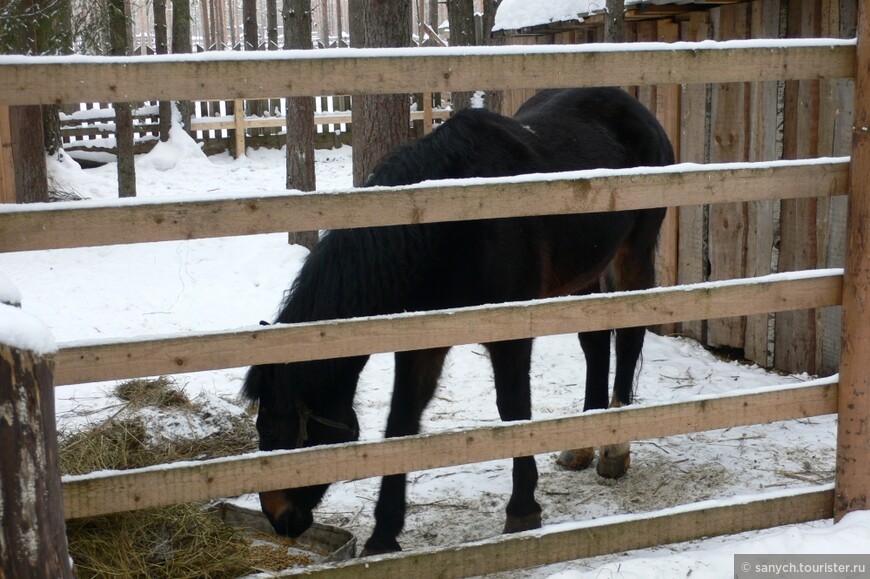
[281,227,424,324]
[297,355,368,412]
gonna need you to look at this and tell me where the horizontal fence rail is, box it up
[276,487,834,578]
[61,379,837,519]
[0,159,849,252]
[53,271,842,386]
[0,41,855,105]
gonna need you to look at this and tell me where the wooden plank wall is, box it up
[0,106,14,203]
[498,0,854,376]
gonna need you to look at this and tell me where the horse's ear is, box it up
[259,320,271,326]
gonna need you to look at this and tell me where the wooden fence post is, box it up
[835,0,870,521]
[0,301,73,577]
[0,105,14,203]
[234,98,246,158]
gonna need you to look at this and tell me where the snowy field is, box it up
[2,127,868,577]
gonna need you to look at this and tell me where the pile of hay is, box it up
[61,377,309,578]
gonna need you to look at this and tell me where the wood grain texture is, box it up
[53,273,843,386]
[835,0,870,521]
[0,160,849,253]
[271,488,833,578]
[0,44,854,106]
[62,381,837,519]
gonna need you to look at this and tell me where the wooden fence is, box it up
[1,20,868,577]
[60,95,451,160]
[495,0,857,377]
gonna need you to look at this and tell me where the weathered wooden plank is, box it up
[0,161,849,253]
[835,0,870,521]
[817,0,856,376]
[53,273,843,386]
[654,19,682,336]
[62,380,837,519]
[707,4,750,350]
[0,44,855,106]
[743,0,781,367]
[0,106,14,204]
[274,487,834,578]
[776,0,823,374]
[677,12,711,344]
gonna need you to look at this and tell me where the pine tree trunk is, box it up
[428,0,439,31]
[200,0,212,49]
[4,0,48,203]
[172,0,193,131]
[320,0,331,46]
[154,0,172,141]
[334,0,344,46]
[447,0,476,112]
[283,0,318,249]
[109,0,136,198]
[267,0,278,49]
[349,0,411,187]
[482,0,504,114]
[243,0,258,50]
[605,0,626,43]
[9,105,48,203]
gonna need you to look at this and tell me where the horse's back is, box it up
[514,88,675,170]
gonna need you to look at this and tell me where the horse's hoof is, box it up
[359,538,401,557]
[597,443,630,479]
[503,511,542,533]
[556,448,595,470]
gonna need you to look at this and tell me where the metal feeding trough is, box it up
[214,502,356,574]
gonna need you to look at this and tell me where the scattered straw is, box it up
[67,505,252,579]
[114,376,194,410]
[60,377,315,577]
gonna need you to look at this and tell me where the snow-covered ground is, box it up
[2,128,868,577]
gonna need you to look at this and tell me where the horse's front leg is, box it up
[361,348,449,557]
[485,339,542,534]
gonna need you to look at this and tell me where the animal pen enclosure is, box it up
[1,7,869,579]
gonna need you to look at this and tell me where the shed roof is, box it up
[493,0,738,33]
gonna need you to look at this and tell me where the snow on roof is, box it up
[494,0,608,31]
[493,0,701,32]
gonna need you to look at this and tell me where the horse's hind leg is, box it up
[596,325,643,478]
[485,339,542,533]
[362,347,449,556]
[597,217,663,479]
[557,328,611,471]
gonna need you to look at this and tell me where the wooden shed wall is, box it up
[499,0,855,376]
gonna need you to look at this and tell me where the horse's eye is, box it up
[259,424,275,438]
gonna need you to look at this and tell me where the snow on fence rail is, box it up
[51,271,842,386]
[1,36,869,577]
[0,158,850,252]
[0,40,855,105]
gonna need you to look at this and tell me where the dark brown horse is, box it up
[242,87,674,555]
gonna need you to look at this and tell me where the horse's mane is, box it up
[365,107,542,185]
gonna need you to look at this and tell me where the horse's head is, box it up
[242,362,360,537]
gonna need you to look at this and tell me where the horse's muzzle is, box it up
[259,490,314,538]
